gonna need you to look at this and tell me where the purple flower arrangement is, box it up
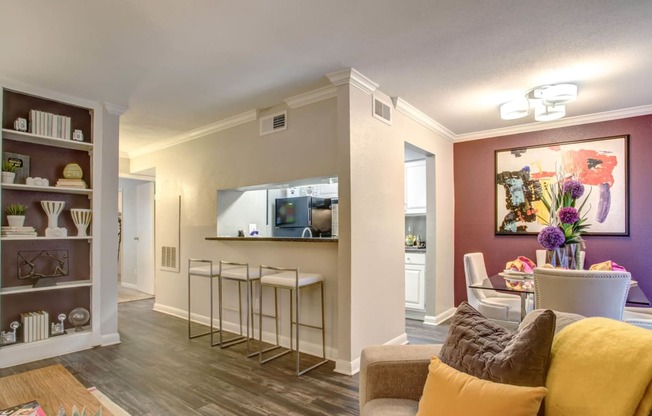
[538,175,591,250]
[537,226,566,250]
[558,207,580,224]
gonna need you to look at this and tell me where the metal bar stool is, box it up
[218,261,265,357]
[258,265,328,376]
[187,258,220,344]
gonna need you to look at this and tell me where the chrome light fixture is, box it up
[500,84,577,122]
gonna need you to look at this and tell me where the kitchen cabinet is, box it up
[405,159,426,215]
[405,252,425,310]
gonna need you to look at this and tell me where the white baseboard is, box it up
[334,332,408,376]
[385,332,409,345]
[152,302,337,360]
[101,332,122,346]
[423,307,456,326]
[120,282,138,290]
[334,358,360,376]
[0,332,95,368]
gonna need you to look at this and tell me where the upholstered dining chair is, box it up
[464,252,521,322]
[533,268,630,320]
[535,249,586,269]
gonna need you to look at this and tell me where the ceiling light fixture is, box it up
[500,84,577,122]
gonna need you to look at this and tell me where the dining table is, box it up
[468,272,651,321]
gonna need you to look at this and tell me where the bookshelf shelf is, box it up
[1,235,93,241]
[2,129,93,151]
[1,183,92,195]
[0,280,92,296]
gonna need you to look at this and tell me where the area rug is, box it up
[87,388,131,416]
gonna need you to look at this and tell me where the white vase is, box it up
[70,208,92,236]
[41,200,67,237]
[7,215,25,227]
[1,172,15,184]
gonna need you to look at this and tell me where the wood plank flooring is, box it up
[0,300,449,415]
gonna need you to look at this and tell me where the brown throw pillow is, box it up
[439,301,556,387]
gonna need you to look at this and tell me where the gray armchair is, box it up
[359,344,441,416]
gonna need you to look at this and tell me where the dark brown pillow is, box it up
[439,301,556,387]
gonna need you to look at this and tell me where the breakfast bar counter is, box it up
[203,235,339,362]
[206,236,338,243]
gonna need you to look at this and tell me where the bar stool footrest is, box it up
[216,334,249,348]
[298,359,329,376]
[260,347,292,364]
[189,329,220,340]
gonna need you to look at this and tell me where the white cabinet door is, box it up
[405,160,426,214]
[405,263,426,310]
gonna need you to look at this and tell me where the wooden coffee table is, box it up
[0,364,113,415]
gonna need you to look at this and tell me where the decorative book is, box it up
[0,400,46,416]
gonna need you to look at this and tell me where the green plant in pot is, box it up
[5,203,27,228]
[1,161,16,184]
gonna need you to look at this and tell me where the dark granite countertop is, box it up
[206,236,338,243]
[405,247,426,253]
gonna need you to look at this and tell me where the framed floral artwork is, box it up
[495,135,629,235]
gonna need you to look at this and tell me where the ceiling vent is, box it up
[372,95,392,125]
[260,111,288,136]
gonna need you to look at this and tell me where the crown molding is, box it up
[327,68,378,94]
[128,109,258,159]
[0,76,98,110]
[103,102,128,116]
[119,172,156,181]
[393,97,455,142]
[454,104,652,142]
[284,85,338,109]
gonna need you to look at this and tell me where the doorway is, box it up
[404,143,435,323]
[118,176,155,302]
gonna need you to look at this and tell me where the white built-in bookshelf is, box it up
[0,85,104,367]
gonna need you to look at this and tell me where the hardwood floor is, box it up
[0,300,450,415]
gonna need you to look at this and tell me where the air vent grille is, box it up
[372,96,392,125]
[161,246,177,270]
[273,113,285,129]
[260,111,288,136]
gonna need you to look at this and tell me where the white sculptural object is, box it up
[70,208,92,236]
[41,200,67,237]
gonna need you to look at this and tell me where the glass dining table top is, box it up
[469,273,534,294]
[469,273,651,306]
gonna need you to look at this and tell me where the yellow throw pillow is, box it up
[417,357,547,416]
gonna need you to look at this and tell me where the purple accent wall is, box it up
[454,115,652,305]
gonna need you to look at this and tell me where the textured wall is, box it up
[454,115,652,305]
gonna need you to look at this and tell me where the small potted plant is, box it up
[1,161,16,184]
[5,203,27,227]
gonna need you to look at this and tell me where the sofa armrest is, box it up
[359,344,442,410]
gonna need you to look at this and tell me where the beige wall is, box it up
[334,87,455,373]
[130,81,455,372]
[119,156,130,174]
[348,87,407,361]
[130,99,341,356]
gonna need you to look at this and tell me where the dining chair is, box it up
[533,268,630,320]
[464,252,521,322]
[535,249,585,269]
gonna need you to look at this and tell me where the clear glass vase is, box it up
[546,244,581,269]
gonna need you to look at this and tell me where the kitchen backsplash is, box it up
[405,216,426,242]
